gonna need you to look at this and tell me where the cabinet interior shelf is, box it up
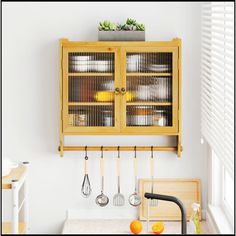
[126,102,172,106]
[68,73,172,77]
[68,102,113,106]
[68,102,172,106]
[127,73,172,76]
[68,73,113,76]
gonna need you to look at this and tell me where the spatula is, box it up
[113,146,125,206]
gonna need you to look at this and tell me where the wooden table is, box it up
[2,163,29,234]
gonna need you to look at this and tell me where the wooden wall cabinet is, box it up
[59,39,182,156]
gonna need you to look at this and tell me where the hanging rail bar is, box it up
[58,145,183,152]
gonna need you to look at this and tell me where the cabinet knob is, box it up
[121,88,126,95]
[114,87,120,95]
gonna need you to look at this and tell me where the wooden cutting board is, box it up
[139,178,201,221]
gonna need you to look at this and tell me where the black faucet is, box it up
[144,193,187,234]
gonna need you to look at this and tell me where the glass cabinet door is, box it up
[121,47,179,134]
[62,47,120,134]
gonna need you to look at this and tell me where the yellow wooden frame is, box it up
[59,38,182,157]
[120,46,178,134]
[62,46,121,134]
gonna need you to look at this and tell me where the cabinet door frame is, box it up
[120,46,179,134]
[62,46,121,134]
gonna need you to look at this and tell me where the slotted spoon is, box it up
[149,146,158,207]
[81,147,92,197]
[96,147,109,207]
[129,147,141,207]
[113,147,125,206]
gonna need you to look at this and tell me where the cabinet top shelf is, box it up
[60,38,182,47]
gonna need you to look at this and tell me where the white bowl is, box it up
[129,115,152,126]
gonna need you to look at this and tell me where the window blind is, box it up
[201,2,234,176]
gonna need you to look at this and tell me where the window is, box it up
[201,2,234,232]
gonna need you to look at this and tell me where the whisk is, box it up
[81,146,92,197]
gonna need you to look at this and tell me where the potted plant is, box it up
[98,18,145,41]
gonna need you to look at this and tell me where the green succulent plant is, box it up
[126,18,137,26]
[116,24,123,31]
[122,24,137,31]
[136,23,145,31]
[99,20,116,31]
[98,18,145,31]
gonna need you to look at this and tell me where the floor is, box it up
[62,219,213,234]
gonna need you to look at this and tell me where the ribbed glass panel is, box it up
[67,52,115,127]
[126,52,173,127]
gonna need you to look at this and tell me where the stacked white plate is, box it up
[69,55,113,72]
[70,56,93,72]
[94,61,111,72]
[148,64,170,72]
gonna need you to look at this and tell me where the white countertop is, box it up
[62,219,212,234]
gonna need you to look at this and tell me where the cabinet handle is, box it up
[121,88,126,95]
[114,88,120,95]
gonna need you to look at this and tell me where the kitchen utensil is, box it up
[136,85,150,101]
[95,60,110,72]
[101,80,114,90]
[126,54,142,72]
[81,146,92,197]
[149,146,158,207]
[129,146,141,207]
[95,91,114,102]
[96,146,109,207]
[113,147,125,206]
[129,107,153,126]
[102,110,113,127]
[150,77,169,101]
[152,110,167,126]
[70,64,89,72]
[70,55,92,61]
[148,64,170,72]
[126,91,135,102]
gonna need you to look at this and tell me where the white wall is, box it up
[2,2,206,234]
